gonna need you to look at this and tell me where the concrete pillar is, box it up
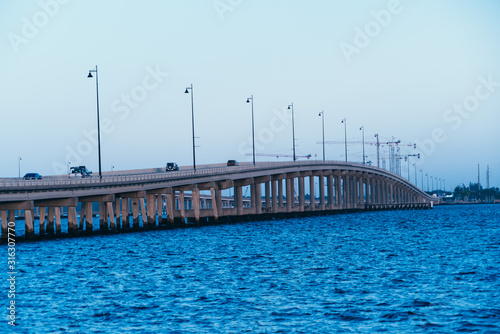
[215,189,222,218]
[335,175,341,209]
[327,175,333,209]
[192,189,200,222]
[121,199,129,229]
[68,206,78,234]
[319,175,325,211]
[115,198,121,228]
[54,207,61,234]
[25,209,34,237]
[146,194,155,227]
[271,180,278,213]
[47,207,55,234]
[107,202,115,230]
[286,178,293,212]
[39,206,46,235]
[278,179,283,208]
[265,182,270,209]
[344,175,350,209]
[86,202,93,231]
[250,184,256,209]
[1,210,7,239]
[99,203,106,230]
[235,186,243,215]
[211,188,218,220]
[166,194,174,223]
[309,176,315,211]
[139,198,147,227]
[132,198,140,228]
[255,183,262,214]
[298,177,305,212]
[79,202,85,230]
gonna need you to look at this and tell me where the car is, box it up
[227,160,239,166]
[23,173,42,180]
[70,166,92,178]
[166,162,179,171]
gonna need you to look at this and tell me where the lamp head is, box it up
[246,99,250,103]
[87,72,93,78]
[184,89,189,94]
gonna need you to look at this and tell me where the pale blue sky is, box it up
[1,0,499,189]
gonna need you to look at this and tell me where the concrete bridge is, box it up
[0,161,435,240]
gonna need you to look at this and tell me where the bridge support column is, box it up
[265,182,270,210]
[25,209,34,237]
[319,175,325,211]
[132,199,140,228]
[335,174,341,209]
[309,176,315,211]
[286,178,293,212]
[235,186,243,215]
[115,198,121,229]
[327,175,334,209]
[278,179,283,209]
[193,189,200,222]
[121,199,129,229]
[139,198,147,227]
[54,206,61,234]
[99,203,106,231]
[68,206,78,234]
[271,180,278,213]
[0,210,7,239]
[47,207,55,235]
[166,194,174,223]
[210,188,218,221]
[86,202,93,231]
[79,203,86,230]
[298,177,305,212]
[255,183,262,214]
[39,206,46,235]
[107,202,115,230]
[215,188,222,219]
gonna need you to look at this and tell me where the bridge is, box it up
[0,161,435,240]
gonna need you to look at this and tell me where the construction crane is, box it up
[245,153,312,160]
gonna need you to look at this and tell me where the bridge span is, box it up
[0,161,434,240]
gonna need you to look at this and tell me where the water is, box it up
[2,205,500,333]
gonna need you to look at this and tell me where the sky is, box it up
[1,0,499,190]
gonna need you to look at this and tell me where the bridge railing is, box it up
[0,160,418,190]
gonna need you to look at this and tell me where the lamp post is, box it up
[420,169,423,190]
[431,176,434,192]
[185,84,196,170]
[341,118,347,162]
[246,95,255,165]
[87,65,102,181]
[18,157,22,178]
[319,110,325,161]
[287,103,296,162]
[360,125,365,164]
[426,173,429,192]
[414,163,417,185]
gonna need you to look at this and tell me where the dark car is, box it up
[227,160,239,166]
[166,162,179,171]
[70,166,92,178]
[23,173,42,180]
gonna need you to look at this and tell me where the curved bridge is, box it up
[0,161,435,239]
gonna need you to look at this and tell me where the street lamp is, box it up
[287,103,296,162]
[18,157,22,178]
[359,125,365,164]
[185,84,196,170]
[318,110,325,161]
[341,118,347,162]
[420,169,423,190]
[87,65,102,181]
[431,176,434,192]
[413,163,417,185]
[426,173,429,192]
[246,95,255,165]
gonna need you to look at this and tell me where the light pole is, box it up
[341,118,347,162]
[431,176,434,192]
[87,65,102,181]
[420,169,424,190]
[246,95,256,165]
[287,103,296,162]
[426,173,429,192]
[185,84,196,170]
[18,157,22,178]
[319,110,325,161]
[360,125,365,164]
[413,163,417,185]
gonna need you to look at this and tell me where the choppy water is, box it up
[2,204,500,333]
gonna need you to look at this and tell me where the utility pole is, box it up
[374,133,380,167]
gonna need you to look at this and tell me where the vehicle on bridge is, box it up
[23,173,42,180]
[166,162,179,171]
[70,166,92,178]
[227,160,239,166]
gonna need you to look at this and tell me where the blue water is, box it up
[2,205,500,333]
